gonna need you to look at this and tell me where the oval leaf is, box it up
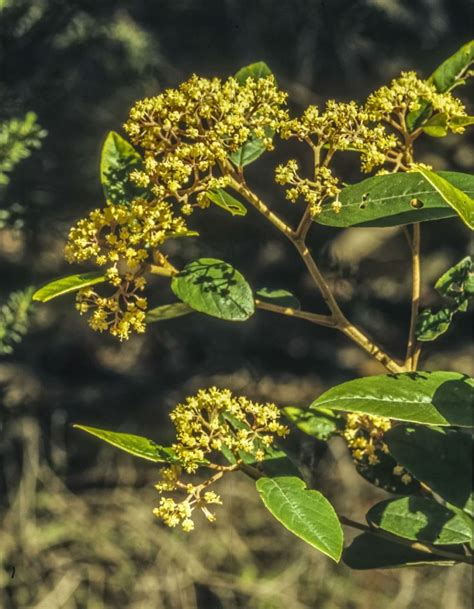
[146,302,194,323]
[100,131,147,205]
[256,287,301,310]
[171,258,255,321]
[33,272,106,303]
[283,406,339,440]
[343,533,461,569]
[316,171,474,228]
[386,426,474,516]
[415,166,474,230]
[235,61,272,85]
[73,424,176,463]
[367,496,473,546]
[256,476,343,562]
[430,40,474,93]
[311,371,474,427]
[207,189,247,216]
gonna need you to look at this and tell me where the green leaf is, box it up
[415,166,474,230]
[416,256,473,342]
[256,476,343,561]
[429,40,474,93]
[316,171,474,228]
[343,533,461,569]
[283,406,339,441]
[73,425,177,463]
[311,371,474,427]
[423,114,474,137]
[100,131,147,205]
[256,288,301,310]
[32,272,106,303]
[171,258,255,321]
[354,452,421,496]
[415,307,455,341]
[207,189,247,216]
[386,426,474,516]
[146,302,194,323]
[367,497,473,546]
[235,61,272,85]
[407,41,474,131]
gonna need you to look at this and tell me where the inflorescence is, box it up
[153,387,289,532]
[64,69,468,338]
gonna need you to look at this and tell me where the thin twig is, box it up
[255,299,335,328]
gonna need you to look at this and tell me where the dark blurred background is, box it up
[0,1,472,608]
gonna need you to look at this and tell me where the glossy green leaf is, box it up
[32,272,106,303]
[407,41,474,130]
[100,131,147,205]
[367,496,473,546]
[146,302,194,323]
[74,425,177,463]
[283,406,339,440]
[415,166,474,230]
[256,288,301,310]
[343,533,461,569]
[316,171,474,228]
[235,61,272,85]
[311,371,474,427]
[386,426,474,516]
[430,40,474,93]
[207,189,247,216]
[416,256,473,341]
[256,476,343,561]
[171,258,255,321]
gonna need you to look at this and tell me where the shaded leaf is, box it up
[207,189,247,216]
[416,256,473,342]
[100,131,147,205]
[33,272,106,303]
[146,302,194,323]
[74,425,177,463]
[415,166,474,230]
[256,476,343,561]
[311,371,474,427]
[316,171,474,228]
[171,258,255,321]
[386,426,474,516]
[355,452,421,496]
[256,288,301,310]
[343,533,461,569]
[367,496,473,546]
[283,406,340,440]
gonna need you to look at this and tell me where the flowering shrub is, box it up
[34,42,474,569]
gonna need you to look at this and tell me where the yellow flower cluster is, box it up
[342,413,412,485]
[281,100,397,172]
[275,159,340,217]
[124,74,288,211]
[153,387,289,532]
[365,71,467,129]
[65,198,188,339]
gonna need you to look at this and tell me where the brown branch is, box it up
[255,299,336,328]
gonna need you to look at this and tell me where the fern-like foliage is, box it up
[0,287,34,354]
[0,112,46,186]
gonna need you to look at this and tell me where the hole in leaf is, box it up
[359,202,367,209]
[410,198,424,209]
